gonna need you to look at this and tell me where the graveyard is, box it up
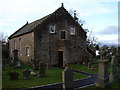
[2,37,120,89]
[1,3,119,90]
[2,61,88,89]
[2,55,120,89]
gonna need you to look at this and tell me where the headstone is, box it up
[38,61,47,77]
[88,62,92,69]
[9,71,19,80]
[62,67,73,90]
[95,60,110,88]
[23,69,31,80]
[31,59,40,70]
[12,50,19,67]
[109,56,118,82]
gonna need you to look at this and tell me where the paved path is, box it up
[21,69,97,90]
[21,69,120,90]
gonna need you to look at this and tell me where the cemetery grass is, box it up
[68,64,98,74]
[2,63,87,89]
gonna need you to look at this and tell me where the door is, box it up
[58,51,63,66]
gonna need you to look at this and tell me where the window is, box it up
[19,38,22,55]
[26,47,30,56]
[49,24,56,33]
[70,27,75,35]
[61,31,66,39]
[14,40,16,49]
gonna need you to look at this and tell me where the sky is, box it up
[0,0,119,46]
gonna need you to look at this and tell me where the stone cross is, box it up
[23,69,31,80]
[62,67,73,90]
[38,61,47,77]
[109,56,118,82]
[95,60,110,88]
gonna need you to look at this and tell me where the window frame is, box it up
[26,47,30,57]
[60,30,67,40]
[70,26,75,35]
[49,24,56,33]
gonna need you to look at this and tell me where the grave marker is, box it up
[62,67,74,90]
[95,60,110,88]
[109,56,118,82]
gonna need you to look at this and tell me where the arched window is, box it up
[26,47,30,56]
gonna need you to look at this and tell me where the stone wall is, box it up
[9,32,34,62]
[34,18,88,66]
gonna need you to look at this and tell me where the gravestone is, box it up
[88,62,92,69]
[31,59,40,70]
[62,67,73,90]
[9,71,19,80]
[16,60,21,68]
[13,50,19,67]
[109,56,118,82]
[23,69,31,80]
[95,60,110,88]
[38,61,47,77]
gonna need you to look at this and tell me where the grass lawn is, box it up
[68,64,98,74]
[2,63,87,89]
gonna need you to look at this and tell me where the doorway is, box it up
[58,51,63,66]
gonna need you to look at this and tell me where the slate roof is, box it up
[8,4,69,39]
[8,14,51,39]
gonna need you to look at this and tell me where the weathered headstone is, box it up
[38,61,47,77]
[9,71,19,80]
[62,67,73,90]
[109,56,118,82]
[23,69,31,80]
[88,62,92,69]
[16,60,21,68]
[95,60,110,88]
[31,59,40,70]
[12,50,19,67]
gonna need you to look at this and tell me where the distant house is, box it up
[8,4,94,66]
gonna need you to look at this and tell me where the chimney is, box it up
[61,3,64,7]
[74,10,78,22]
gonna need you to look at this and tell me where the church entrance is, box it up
[58,51,63,66]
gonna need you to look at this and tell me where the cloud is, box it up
[0,0,118,39]
[97,25,118,35]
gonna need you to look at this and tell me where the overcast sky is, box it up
[0,0,119,45]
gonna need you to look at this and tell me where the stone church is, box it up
[8,4,94,66]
